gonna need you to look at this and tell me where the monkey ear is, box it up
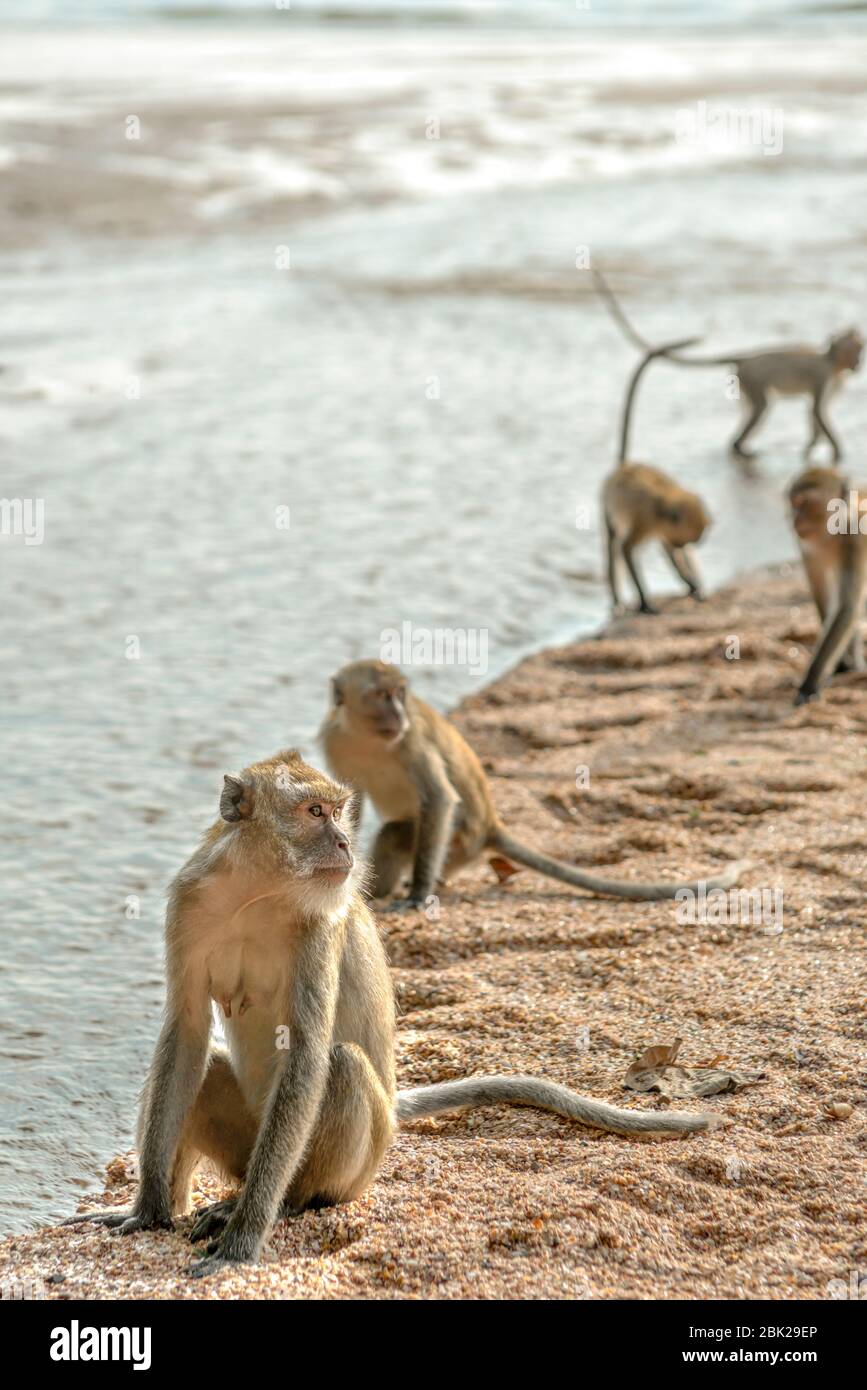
[331,678,344,707]
[220,773,254,822]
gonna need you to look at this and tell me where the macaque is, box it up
[788,466,867,703]
[65,751,723,1276]
[320,662,751,905]
[602,335,712,615]
[674,334,864,462]
[593,266,863,462]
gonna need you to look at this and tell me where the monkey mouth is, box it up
[315,861,353,879]
[374,719,407,741]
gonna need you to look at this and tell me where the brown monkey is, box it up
[602,334,712,615]
[673,333,863,462]
[65,751,723,1276]
[788,466,867,704]
[593,268,863,462]
[320,662,751,906]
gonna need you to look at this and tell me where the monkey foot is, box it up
[794,687,819,706]
[62,1208,172,1234]
[379,897,425,914]
[186,1252,245,1279]
[638,603,660,616]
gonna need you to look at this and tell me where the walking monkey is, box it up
[65,751,722,1276]
[788,467,867,703]
[593,269,863,462]
[321,663,751,906]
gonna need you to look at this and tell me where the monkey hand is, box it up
[187,1215,262,1278]
[794,684,819,706]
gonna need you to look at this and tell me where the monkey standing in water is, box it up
[602,334,712,614]
[788,466,867,704]
[593,267,863,462]
[65,751,722,1276]
[321,662,751,906]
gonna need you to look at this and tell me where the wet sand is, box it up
[2,564,864,1300]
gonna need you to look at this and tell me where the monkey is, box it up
[788,466,867,704]
[672,333,864,463]
[593,268,863,463]
[64,750,725,1276]
[602,333,712,615]
[320,661,752,907]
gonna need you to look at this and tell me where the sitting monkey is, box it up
[321,661,750,907]
[65,751,724,1277]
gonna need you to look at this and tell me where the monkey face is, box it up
[219,753,356,881]
[789,469,844,540]
[831,330,864,372]
[292,798,355,880]
[362,681,409,740]
[662,496,709,548]
[791,489,829,540]
[336,662,409,740]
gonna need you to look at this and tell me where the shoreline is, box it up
[2,563,865,1300]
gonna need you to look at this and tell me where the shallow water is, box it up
[2,15,866,1233]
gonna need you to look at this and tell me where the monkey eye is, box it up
[308,804,324,818]
[333,804,343,820]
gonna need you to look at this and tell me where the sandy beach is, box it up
[2,563,864,1301]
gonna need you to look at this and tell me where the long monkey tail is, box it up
[489,825,752,902]
[396,1075,721,1134]
[618,334,704,466]
[593,268,732,365]
[592,268,654,352]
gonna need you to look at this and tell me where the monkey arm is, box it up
[64,979,212,1234]
[797,547,864,702]
[801,546,831,623]
[134,1003,211,1223]
[408,757,459,905]
[189,928,341,1274]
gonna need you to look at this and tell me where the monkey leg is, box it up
[731,393,768,457]
[173,1046,257,1217]
[622,540,657,614]
[811,392,842,463]
[284,1043,394,1211]
[370,818,416,897]
[605,518,622,610]
[836,627,865,674]
[664,543,703,599]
